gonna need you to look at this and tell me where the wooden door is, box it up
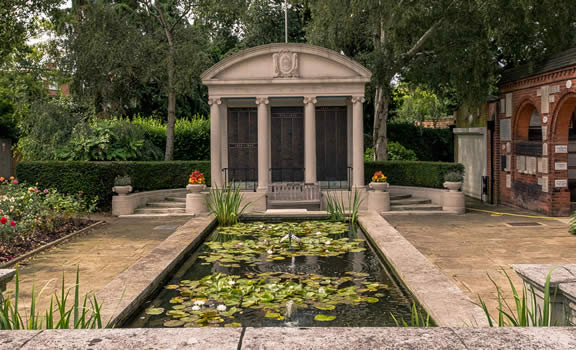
[316,106,348,181]
[271,107,304,182]
[227,108,258,182]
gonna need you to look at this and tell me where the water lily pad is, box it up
[164,320,185,327]
[165,285,179,290]
[314,314,336,321]
[145,307,164,315]
[365,297,379,303]
[264,312,282,319]
[224,322,242,327]
[313,303,336,311]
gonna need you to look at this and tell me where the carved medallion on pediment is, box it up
[273,50,299,78]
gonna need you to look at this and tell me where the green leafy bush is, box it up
[17,161,210,209]
[364,161,464,188]
[387,142,419,161]
[444,171,464,182]
[387,122,453,162]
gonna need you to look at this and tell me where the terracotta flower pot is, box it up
[187,184,206,193]
[443,181,462,192]
[370,182,389,192]
[113,185,133,196]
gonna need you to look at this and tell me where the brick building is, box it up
[485,48,576,216]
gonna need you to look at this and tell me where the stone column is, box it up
[209,97,223,188]
[256,97,270,192]
[352,96,365,189]
[304,96,318,184]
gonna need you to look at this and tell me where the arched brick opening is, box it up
[551,93,576,215]
[514,100,540,141]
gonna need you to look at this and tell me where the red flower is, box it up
[12,180,18,185]
[0,217,6,225]
[10,221,15,227]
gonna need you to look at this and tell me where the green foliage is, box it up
[388,122,453,162]
[387,142,419,161]
[478,269,558,327]
[0,268,106,330]
[113,175,131,186]
[324,190,363,223]
[395,84,451,125]
[391,303,431,327]
[207,185,250,226]
[0,98,18,141]
[0,178,96,240]
[444,171,464,182]
[16,161,210,209]
[364,161,464,189]
[570,212,576,235]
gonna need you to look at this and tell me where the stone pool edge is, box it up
[2,327,576,349]
[94,215,217,327]
[358,211,491,327]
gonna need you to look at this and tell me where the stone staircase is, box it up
[382,193,455,216]
[125,195,193,217]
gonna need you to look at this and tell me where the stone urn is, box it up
[187,184,206,193]
[370,182,389,192]
[113,185,133,196]
[443,181,462,192]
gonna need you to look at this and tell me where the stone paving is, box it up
[4,215,190,314]
[386,199,572,319]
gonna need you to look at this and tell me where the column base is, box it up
[442,191,465,214]
[257,186,269,193]
[368,191,390,212]
[186,193,209,215]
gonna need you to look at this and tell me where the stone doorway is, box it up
[227,108,258,183]
[316,106,348,183]
[271,107,305,183]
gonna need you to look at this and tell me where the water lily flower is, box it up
[267,250,273,255]
[228,280,236,286]
[191,305,201,311]
[259,225,264,229]
[325,241,332,245]
[315,232,322,235]
[193,300,205,306]
[217,305,227,312]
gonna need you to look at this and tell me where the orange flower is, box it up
[371,171,387,183]
[0,177,4,182]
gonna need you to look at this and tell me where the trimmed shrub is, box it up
[365,161,464,188]
[16,161,210,209]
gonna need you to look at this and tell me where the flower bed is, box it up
[0,177,97,263]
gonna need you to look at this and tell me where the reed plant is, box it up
[207,184,250,226]
[324,189,363,223]
[478,268,558,327]
[391,303,431,327]
[0,267,106,330]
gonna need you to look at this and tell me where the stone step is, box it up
[134,208,186,214]
[390,204,443,211]
[390,198,431,206]
[119,213,195,218]
[165,196,186,203]
[147,202,186,208]
[389,194,412,201]
[381,210,459,216]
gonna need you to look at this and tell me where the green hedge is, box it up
[17,161,210,209]
[387,122,453,162]
[17,160,463,209]
[365,161,464,188]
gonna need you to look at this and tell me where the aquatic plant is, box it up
[324,189,364,223]
[391,303,431,327]
[146,272,389,327]
[570,212,576,235]
[0,267,106,330]
[478,268,558,327]
[206,184,250,226]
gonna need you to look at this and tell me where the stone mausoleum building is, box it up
[456,49,576,216]
[201,43,371,209]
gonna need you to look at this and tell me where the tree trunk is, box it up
[373,87,389,161]
[164,47,176,161]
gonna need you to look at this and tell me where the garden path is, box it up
[4,215,190,317]
[386,199,571,319]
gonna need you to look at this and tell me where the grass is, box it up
[478,268,558,327]
[324,189,363,223]
[0,267,106,330]
[206,184,250,226]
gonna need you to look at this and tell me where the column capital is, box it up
[303,96,318,105]
[351,96,365,104]
[255,97,269,105]
[208,97,222,105]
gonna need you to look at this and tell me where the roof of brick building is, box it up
[500,48,576,84]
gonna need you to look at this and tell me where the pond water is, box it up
[125,220,420,328]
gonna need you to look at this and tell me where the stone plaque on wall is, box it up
[500,119,511,141]
[517,155,526,172]
[500,98,506,114]
[541,86,550,114]
[555,179,568,188]
[506,155,511,172]
[506,142,511,154]
[506,174,511,188]
[542,126,548,141]
[555,145,568,153]
[526,157,537,174]
[555,162,568,171]
[543,143,548,156]
[506,93,513,117]
[539,157,549,174]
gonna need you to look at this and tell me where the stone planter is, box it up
[186,184,206,193]
[443,181,462,192]
[370,182,389,192]
[113,185,133,196]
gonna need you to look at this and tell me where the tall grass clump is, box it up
[324,189,364,223]
[391,303,431,327]
[478,269,559,327]
[0,267,106,330]
[207,185,250,226]
[569,211,576,235]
